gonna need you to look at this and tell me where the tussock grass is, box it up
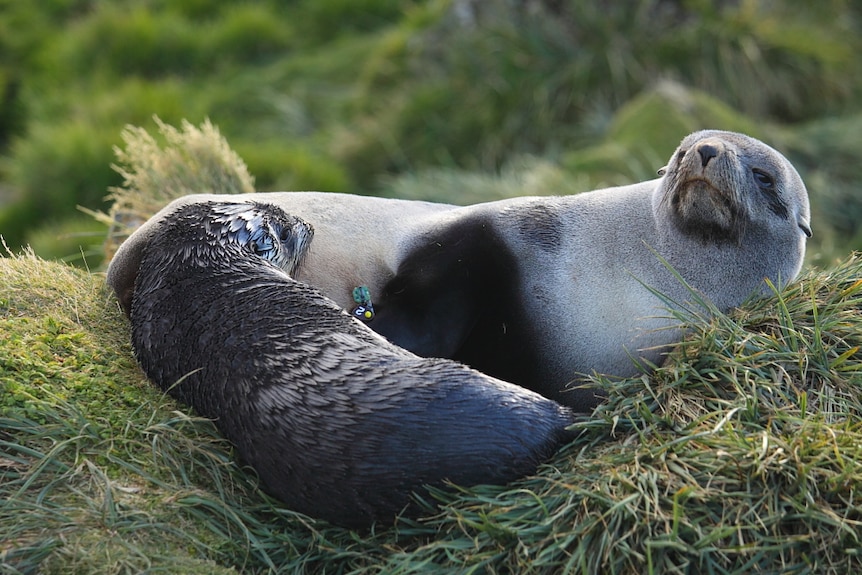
[103,117,255,260]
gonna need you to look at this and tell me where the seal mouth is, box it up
[675,177,721,199]
[672,177,730,212]
[670,177,744,243]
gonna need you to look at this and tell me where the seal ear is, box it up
[657,166,667,176]
[798,219,812,238]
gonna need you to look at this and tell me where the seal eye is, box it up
[753,169,774,189]
[279,227,291,242]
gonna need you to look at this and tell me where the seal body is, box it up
[129,201,575,529]
[112,130,811,411]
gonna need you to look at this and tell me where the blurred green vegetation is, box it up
[0,0,860,267]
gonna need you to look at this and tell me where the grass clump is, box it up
[103,117,255,260]
[561,260,862,573]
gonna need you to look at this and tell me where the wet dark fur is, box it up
[130,201,575,529]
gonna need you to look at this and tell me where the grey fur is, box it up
[111,130,811,412]
[129,201,575,529]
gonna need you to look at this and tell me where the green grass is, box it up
[0,250,321,574]
[3,247,862,574]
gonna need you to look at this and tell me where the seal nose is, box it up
[697,143,719,167]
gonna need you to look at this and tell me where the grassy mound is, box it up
[3,248,861,574]
[3,121,861,573]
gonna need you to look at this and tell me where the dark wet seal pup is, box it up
[112,131,811,413]
[128,201,575,529]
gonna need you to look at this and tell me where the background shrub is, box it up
[0,0,859,263]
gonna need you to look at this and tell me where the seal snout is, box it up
[679,138,735,191]
[696,142,719,167]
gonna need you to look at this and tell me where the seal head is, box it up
[173,200,314,274]
[658,130,812,244]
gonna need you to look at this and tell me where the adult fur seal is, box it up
[111,130,811,412]
[129,200,575,529]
